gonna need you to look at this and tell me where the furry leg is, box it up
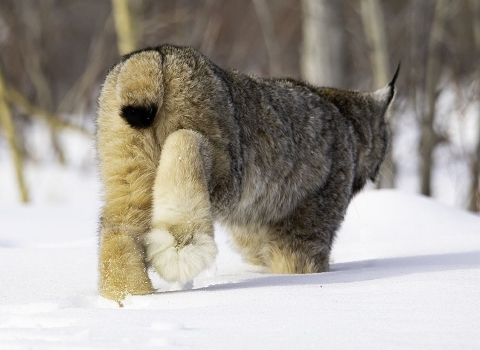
[260,166,352,275]
[262,241,324,274]
[146,130,217,283]
[99,226,154,302]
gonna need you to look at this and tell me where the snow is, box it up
[1,190,479,349]
[392,88,480,209]
[0,111,479,348]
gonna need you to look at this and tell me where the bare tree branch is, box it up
[360,0,395,189]
[252,0,282,76]
[199,14,222,58]
[301,0,345,87]
[360,0,390,88]
[420,0,450,197]
[19,1,53,110]
[111,0,138,55]
[469,0,480,212]
[0,67,28,202]
[5,87,91,137]
[56,14,114,116]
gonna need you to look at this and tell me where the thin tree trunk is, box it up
[252,0,282,76]
[301,0,346,87]
[199,14,222,58]
[21,1,66,163]
[471,102,480,212]
[360,0,389,88]
[360,0,395,189]
[0,68,28,202]
[175,0,190,44]
[56,14,114,117]
[20,1,53,110]
[469,0,480,212]
[420,0,449,197]
[111,0,138,55]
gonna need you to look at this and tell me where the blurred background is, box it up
[0,0,478,212]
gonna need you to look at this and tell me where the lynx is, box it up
[96,44,398,302]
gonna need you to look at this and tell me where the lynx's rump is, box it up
[96,44,397,302]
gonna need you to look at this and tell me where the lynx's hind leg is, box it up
[263,178,352,275]
[229,224,269,267]
[263,240,327,274]
[146,130,218,284]
[99,226,154,302]
[230,223,326,274]
[97,60,161,301]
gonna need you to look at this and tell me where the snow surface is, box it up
[0,115,479,348]
[1,190,479,349]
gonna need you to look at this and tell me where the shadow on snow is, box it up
[192,250,480,292]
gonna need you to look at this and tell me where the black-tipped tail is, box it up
[120,104,158,129]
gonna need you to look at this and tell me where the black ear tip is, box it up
[120,104,158,129]
[389,62,401,87]
[385,62,400,105]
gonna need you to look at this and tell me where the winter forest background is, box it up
[0,0,479,213]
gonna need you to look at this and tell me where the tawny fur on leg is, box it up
[146,129,218,284]
[263,243,324,274]
[229,223,327,274]
[229,224,269,267]
[96,59,161,301]
[99,229,154,302]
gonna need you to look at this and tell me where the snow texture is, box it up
[0,190,479,349]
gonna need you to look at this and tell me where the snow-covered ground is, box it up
[1,190,479,349]
[0,96,479,349]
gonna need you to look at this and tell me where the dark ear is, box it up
[372,63,400,117]
[386,62,401,105]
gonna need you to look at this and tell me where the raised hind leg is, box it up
[145,130,218,284]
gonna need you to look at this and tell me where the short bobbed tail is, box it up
[116,49,164,129]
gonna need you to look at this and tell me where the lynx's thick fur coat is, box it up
[96,44,397,301]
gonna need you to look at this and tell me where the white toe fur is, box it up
[146,228,218,283]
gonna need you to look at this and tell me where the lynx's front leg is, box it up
[146,130,218,284]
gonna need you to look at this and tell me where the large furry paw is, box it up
[99,233,155,303]
[145,227,218,283]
